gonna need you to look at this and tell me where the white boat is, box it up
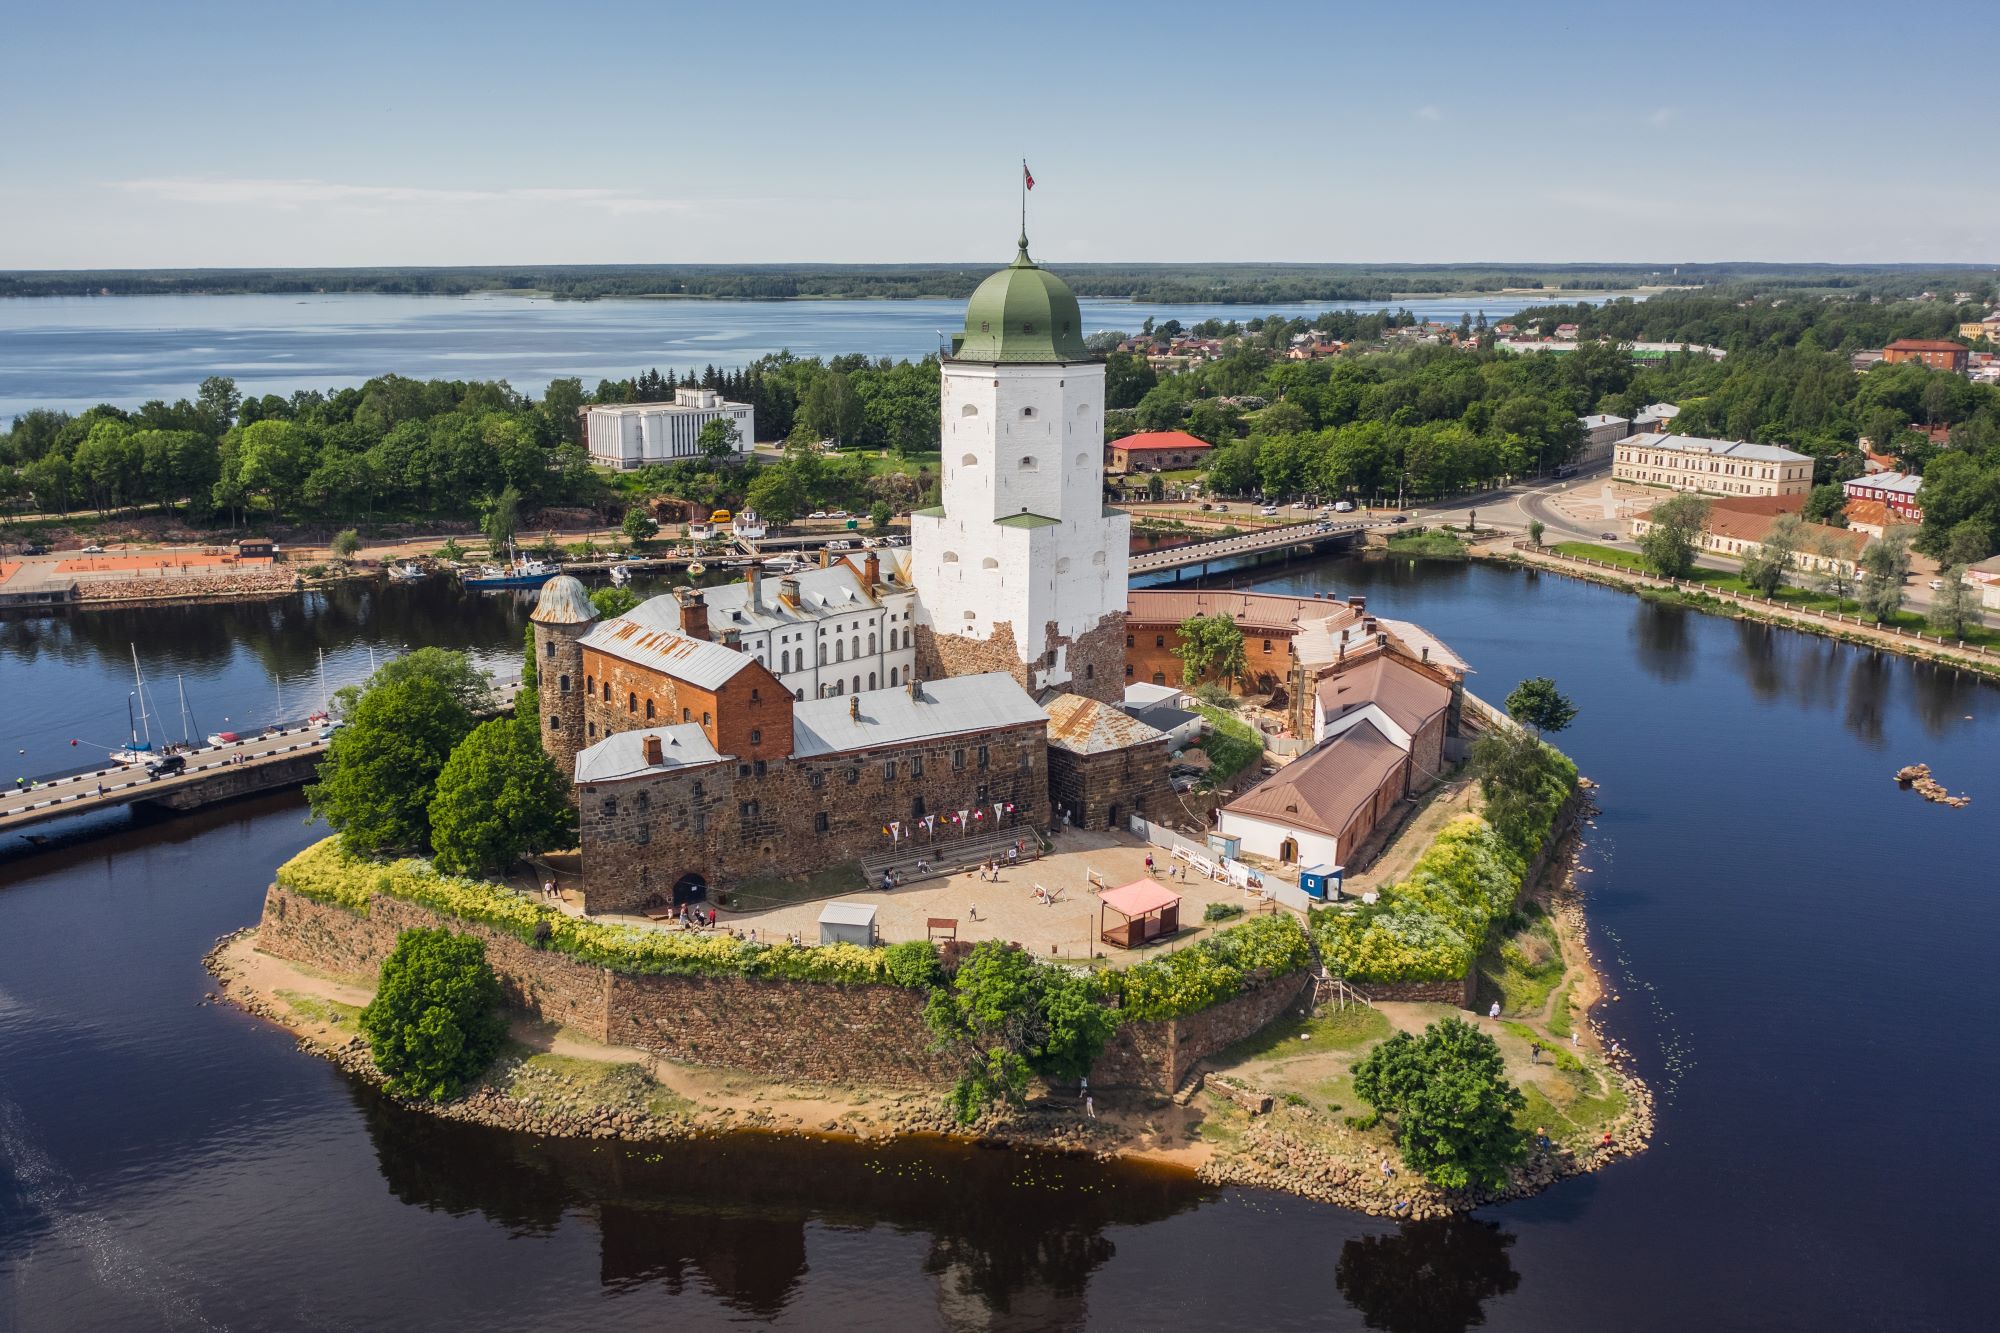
[686,562,706,576]
[761,556,801,572]
[609,564,633,587]
[388,561,428,582]
[111,645,156,765]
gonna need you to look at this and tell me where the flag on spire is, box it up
[1023,163,1035,191]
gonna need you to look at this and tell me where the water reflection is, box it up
[1630,600,1694,684]
[354,1080,1208,1325]
[1335,1217,1520,1333]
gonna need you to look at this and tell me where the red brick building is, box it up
[1105,430,1212,473]
[1882,339,1969,373]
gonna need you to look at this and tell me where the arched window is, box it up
[1019,455,1039,470]
[1152,671,1165,684]
[889,666,898,686]
[851,636,860,659]
[960,403,978,417]
[835,640,846,662]
[544,641,556,657]
[867,632,876,654]
[852,675,860,694]
[868,672,877,690]
[548,714,561,730]
[627,692,637,714]
[780,649,790,672]
[1076,403,1091,416]
[1076,453,1089,467]
[750,728,761,745]
[1085,663,1095,680]
[819,644,827,666]
[645,699,655,720]
[558,674,569,694]
[585,675,593,694]
[960,452,978,467]
[1092,550,1106,566]
[601,682,610,702]
[1020,406,1036,419]
[942,551,959,564]
[1055,557,1071,574]
[981,556,999,569]
[963,610,977,620]
[794,688,804,701]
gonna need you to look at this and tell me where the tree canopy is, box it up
[359,928,508,1101]
[308,663,478,854]
[427,718,576,875]
[1502,678,1577,736]
[923,942,1117,1124]
[1638,494,1710,579]
[1352,1017,1526,1190]
[1173,614,1248,685]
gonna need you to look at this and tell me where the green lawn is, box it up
[1195,705,1264,786]
[1386,529,1469,558]
[276,989,363,1034]
[1480,908,1567,1017]
[1215,1001,1391,1064]
[1549,542,2000,648]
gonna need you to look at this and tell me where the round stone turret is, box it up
[952,238,1090,364]
[529,574,597,779]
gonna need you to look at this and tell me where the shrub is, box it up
[1353,1017,1525,1190]
[883,939,942,989]
[1203,901,1245,923]
[359,927,507,1101]
[1113,914,1312,1021]
[1313,815,1529,984]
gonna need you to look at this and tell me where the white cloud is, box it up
[1646,107,1678,127]
[1415,105,1443,122]
[107,177,697,215]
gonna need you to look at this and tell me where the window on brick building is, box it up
[602,797,618,817]
[1263,639,1272,654]
[1019,750,1032,769]
[1152,672,1165,684]
[637,792,649,811]
[694,812,706,833]
[703,711,711,727]
[549,714,561,730]
[740,800,759,818]
[912,755,924,777]
[754,759,767,777]
[1126,635,1134,647]
[1155,635,1164,648]
[586,675,593,694]
[809,771,824,789]
[739,764,751,777]
[692,781,703,798]
[976,785,988,805]
[559,675,569,694]
[635,824,649,846]
[602,682,610,701]
[952,748,965,771]
[645,699,655,719]
[628,692,637,713]
[587,721,596,737]
[751,687,760,701]
[1085,664,1095,680]
[845,768,859,785]
[682,707,691,721]
[883,760,897,780]
[977,745,989,770]
[750,728,761,745]
[815,812,829,834]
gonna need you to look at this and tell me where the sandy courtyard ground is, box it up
[595,827,1276,962]
[1542,479,1660,533]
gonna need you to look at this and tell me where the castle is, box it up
[533,237,1163,914]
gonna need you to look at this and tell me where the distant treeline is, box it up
[4,262,1994,304]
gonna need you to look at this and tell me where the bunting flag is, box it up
[889,820,903,842]
[922,814,937,834]
[957,809,970,828]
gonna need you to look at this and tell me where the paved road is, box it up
[1,724,331,828]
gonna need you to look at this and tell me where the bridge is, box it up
[2,682,520,838]
[1127,518,1391,577]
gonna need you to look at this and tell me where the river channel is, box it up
[2,555,1995,1330]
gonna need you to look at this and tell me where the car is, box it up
[1259,505,1279,517]
[82,544,105,554]
[830,510,849,518]
[1391,514,1411,524]
[1601,531,1619,541]
[827,540,853,551]
[809,510,829,519]
[1292,502,1310,511]
[317,720,345,741]
[1928,579,1947,591]
[1333,500,1355,513]
[144,754,187,779]
[19,542,45,555]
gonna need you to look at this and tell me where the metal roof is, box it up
[1043,692,1168,754]
[791,672,1047,758]
[1625,431,1809,463]
[530,574,598,625]
[700,554,912,634]
[995,513,1060,529]
[1371,618,1471,674]
[579,613,755,690]
[1315,655,1453,734]
[1223,721,1407,839]
[574,724,724,784]
[817,901,878,926]
[951,242,1091,364]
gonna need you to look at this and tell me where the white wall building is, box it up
[1612,432,1813,498]
[909,238,1130,700]
[584,388,755,470]
[699,553,918,702]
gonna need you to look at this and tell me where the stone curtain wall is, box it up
[579,719,1050,913]
[1047,737,1173,832]
[1055,612,1129,703]
[257,885,1307,1094]
[915,612,1127,703]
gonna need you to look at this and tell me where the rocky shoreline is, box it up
[204,795,1652,1220]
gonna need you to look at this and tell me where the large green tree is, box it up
[428,718,576,875]
[1173,613,1248,685]
[359,928,508,1101]
[308,671,477,854]
[1503,677,1577,736]
[1740,512,1804,596]
[1858,528,1913,622]
[923,942,1117,1124]
[1352,1017,1526,1190]
[1927,567,1978,639]
[1638,493,1710,578]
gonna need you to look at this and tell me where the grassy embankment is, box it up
[1386,528,1469,558]
[1549,541,2000,649]
[1193,703,1264,790]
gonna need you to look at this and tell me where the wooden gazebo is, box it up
[1099,878,1182,950]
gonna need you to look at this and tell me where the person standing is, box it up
[1083,1095,1095,1120]
[1489,1000,1501,1020]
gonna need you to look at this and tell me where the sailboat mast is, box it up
[129,644,153,746]
[177,675,197,747]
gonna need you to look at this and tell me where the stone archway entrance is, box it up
[672,872,708,906]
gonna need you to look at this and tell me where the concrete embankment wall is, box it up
[147,752,324,812]
[258,886,1300,1092]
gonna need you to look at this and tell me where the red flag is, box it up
[1023,164,1035,191]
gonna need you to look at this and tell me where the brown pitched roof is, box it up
[1704,493,1805,517]
[1223,721,1406,838]
[1639,503,1869,559]
[1125,588,1360,634]
[1843,498,1892,530]
[1314,655,1452,736]
[1042,693,1167,754]
[1886,339,1967,353]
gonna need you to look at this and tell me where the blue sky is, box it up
[3,0,1994,268]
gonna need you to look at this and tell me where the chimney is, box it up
[819,546,831,569]
[779,576,800,605]
[1421,646,1430,663]
[676,588,709,641]
[863,551,880,587]
[849,694,861,719]
[722,628,742,649]
[748,562,762,605]
[643,734,663,765]
[1347,595,1366,612]
[907,674,921,700]
[1363,616,1377,635]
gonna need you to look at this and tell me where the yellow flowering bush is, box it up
[276,838,916,987]
[1113,914,1312,1021]
[1314,815,1528,983]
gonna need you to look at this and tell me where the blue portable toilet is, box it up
[1298,864,1345,902]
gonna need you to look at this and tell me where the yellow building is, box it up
[1612,432,1813,499]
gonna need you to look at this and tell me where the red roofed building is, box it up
[1106,430,1213,473]
[1882,339,1968,373]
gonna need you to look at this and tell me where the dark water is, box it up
[0,291,1589,419]
[3,558,1996,1330]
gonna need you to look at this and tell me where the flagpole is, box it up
[1019,158,1026,243]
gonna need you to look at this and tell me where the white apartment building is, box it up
[699,553,918,703]
[1612,431,1812,498]
[584,388,755,469]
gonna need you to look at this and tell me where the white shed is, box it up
[817,901,878,947]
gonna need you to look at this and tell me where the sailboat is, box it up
[174,676,200,750]
[111,646,156,765]
[461,541,558,590]
[306,650,331,728]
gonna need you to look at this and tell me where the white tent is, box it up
[817,901,878,947]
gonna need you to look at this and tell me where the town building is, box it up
[1632,402,1681,432]
[1964,555,2000,612]
[584,389,756,470]
[1578,413,1632,462]
[1842,471,1924,522]
[1881,339,1969,373]
[1628,496,1869,579]
[1612,432,1813,498]
[1217,723,1412,868]
[1105,430,1213,473]
[910,237,1130,703]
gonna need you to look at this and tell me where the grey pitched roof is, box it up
[1626,431,1808,463]
[579,612,755,690]
[791,672,1047,758]
[1126,702,1199,733]
[574,724,724,783]
[699,552,912,633]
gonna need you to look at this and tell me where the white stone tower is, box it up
[910,234,1130,701]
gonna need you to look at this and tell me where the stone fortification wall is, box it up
[256,885,1306,1094]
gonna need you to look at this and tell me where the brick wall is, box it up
[534,620,591,780]
[1047,736,1172,832]
[581,649,792,762]
[1125,619,1298,695]
[1091,970,1311,1091]
[1056,612,1129,703]
[917,612,1127,703]
[916,619,1027,689]
[577,720,1050,913]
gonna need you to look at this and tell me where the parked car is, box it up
[809,510,829,519]
[19,542,45,555]
[1601,531,1619,540]
[144,754,187,779]
[1259,505,1279,516]
[1928,579,1947,591]
[82,544,105,554]
[827,540,853,551]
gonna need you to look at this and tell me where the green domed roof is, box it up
[952,237,1090,364]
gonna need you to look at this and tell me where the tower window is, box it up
[960,453,978,467]
[558,674,569,693]
[961,403,978,417]
[548,714,561,730]
[1020,407,1036,419]
[1019,456,1039,470]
